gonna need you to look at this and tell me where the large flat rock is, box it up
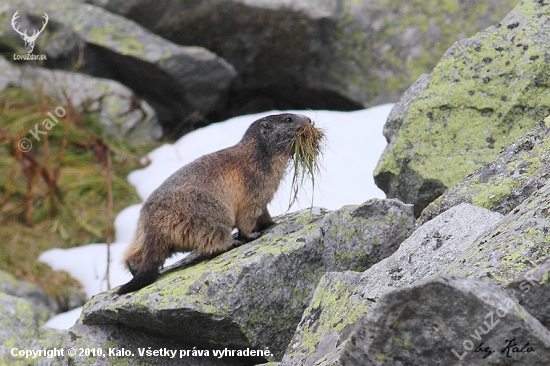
[63,200,414,364]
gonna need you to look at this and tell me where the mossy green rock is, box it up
[0,270,56,324]
[281,271,367,365]
[507,257,550,330]
[374,0,550,216]
[0,270,64,365]
[418,117,550,225]
[443,179,550,284]
[284,177,550,364]
[0,292,64,365]
[61,200,413,365]
[332,0,518,106]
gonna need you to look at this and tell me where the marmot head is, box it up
[242,113,312,156]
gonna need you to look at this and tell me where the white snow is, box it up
[39,104,393,330]
[43,306,84,330]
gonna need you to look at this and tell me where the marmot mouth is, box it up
[288,122,326,209]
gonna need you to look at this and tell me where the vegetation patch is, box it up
[0,87,158,310]
[288,122,325,209]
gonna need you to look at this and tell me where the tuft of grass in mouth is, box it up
[288,122,326,209]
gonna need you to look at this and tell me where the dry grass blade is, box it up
[288,123,325,209]
[0,87,158,305]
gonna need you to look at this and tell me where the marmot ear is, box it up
[260,121,270,129]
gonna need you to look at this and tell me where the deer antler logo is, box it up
[11,11,49,54]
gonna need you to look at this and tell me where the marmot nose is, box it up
[295,114,313,126]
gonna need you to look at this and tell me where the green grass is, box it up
[0,87,159,309]
[288,123,325,209]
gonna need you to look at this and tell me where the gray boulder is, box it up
[374,0,550,216]
[0,270,57,324]
[86,0,517,116]
[0,290,64,365]
[18,65,162,143]
[283,172,550,364]
[418,117,550,225]
[0,57,21,90]
[281,203,503,365]
[341,276,550,365]
[46,322,245,366]
[507,257,550,330]
[59,199,414,365]
[1,0,237,136]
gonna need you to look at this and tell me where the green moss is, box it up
[375,0,548,195]
[88,27,110,44]
[120,36,144,55]
[404,338,413,350]
[333,0,518,105]
[472,185,512,209]
[514,305,528,323]
[285,272,370,359]
[86,23,146,57]
[542,272,549,285]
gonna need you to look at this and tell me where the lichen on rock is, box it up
[418,117,550,225]
[56,199,414,365]
[374,0,550,216]
[0,291,64,365]
[341,276,550,365]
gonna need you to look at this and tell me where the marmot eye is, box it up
[284,117,292,122]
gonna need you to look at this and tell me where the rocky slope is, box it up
[4,0,550,365]
[50,201,415,365]
[23,119,550,364]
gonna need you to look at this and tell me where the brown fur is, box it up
[117,114,312,294]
